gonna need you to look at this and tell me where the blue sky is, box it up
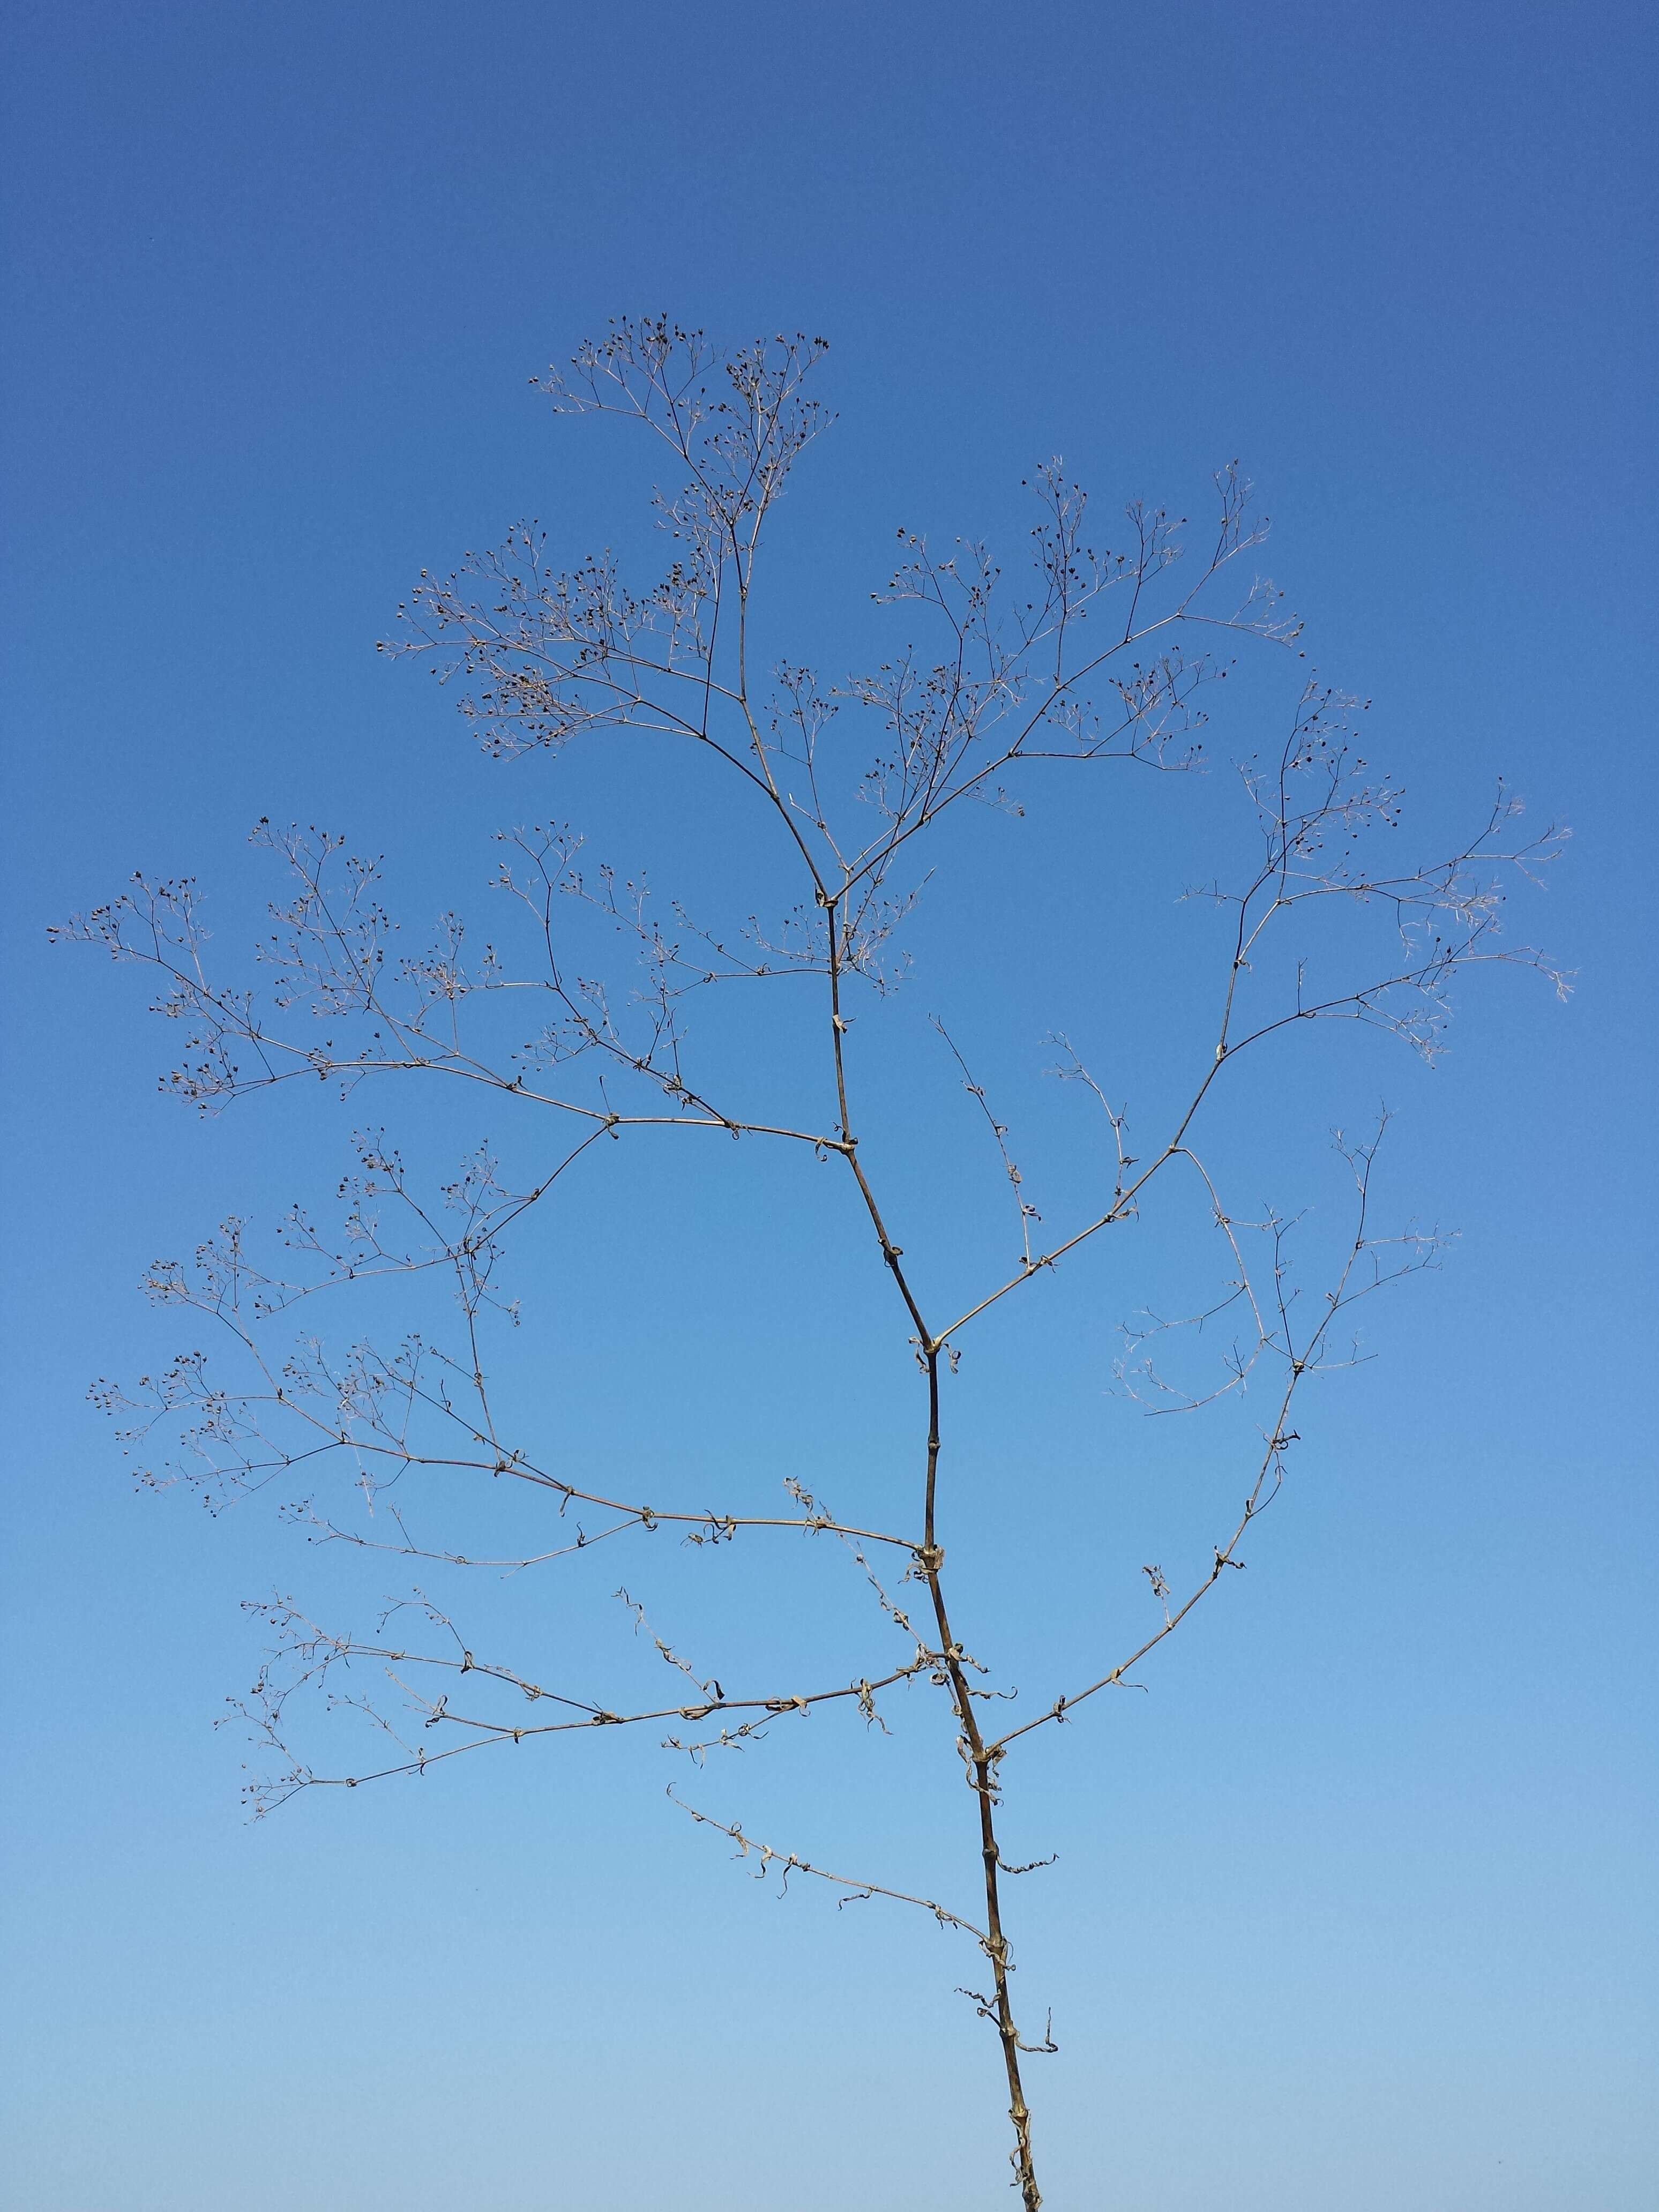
[2,6,1654,2209]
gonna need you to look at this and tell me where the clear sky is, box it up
[2,6,1654,2210]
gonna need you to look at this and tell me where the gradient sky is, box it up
[3,6,1655,2210]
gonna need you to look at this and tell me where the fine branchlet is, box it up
[58,318,1566,2212]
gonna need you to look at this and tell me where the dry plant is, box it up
[56,319,1566,2208]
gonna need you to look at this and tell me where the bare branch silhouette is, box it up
[59,317,1565,2212]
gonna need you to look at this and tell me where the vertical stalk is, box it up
[920,1347,1042,2209]
[826,899,1043,2211]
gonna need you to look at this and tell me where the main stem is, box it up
[922,1348,1043,2210]
[826,902,1043,2212]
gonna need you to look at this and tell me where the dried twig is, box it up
[61,318,1564,2212]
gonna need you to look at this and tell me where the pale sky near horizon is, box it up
[3,6,1654,2209]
